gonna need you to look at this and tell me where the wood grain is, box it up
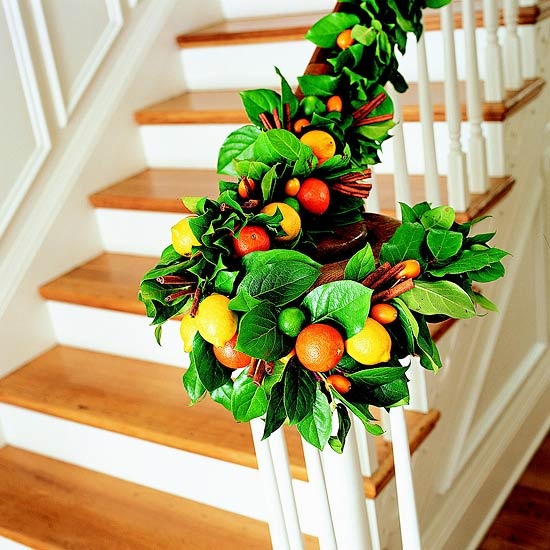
[0,345,440,500]
[479,434,550,549]
[89,168,516,223]
[134,79,545,125]
[176,4,547,48]
[0,446,319,549]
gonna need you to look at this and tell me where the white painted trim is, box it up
[0,0,178,320]
[438,176,544,491]
[424,356,550,549]
[0,537,30,549]
[28,0,67,128]
[0,0,51,239]
[66,0,124,116]
[127,0,138,7]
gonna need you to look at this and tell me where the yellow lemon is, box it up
[171,216,200,256]
[300,130,337,165]
[180,311,198,353]
[260,202,301,241]
[345,318,392,365]
[194,294,238,347]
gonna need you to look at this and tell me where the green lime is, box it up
[283,197,300,212]
[278,307,307,337]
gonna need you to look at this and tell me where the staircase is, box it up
[0,1,549,548]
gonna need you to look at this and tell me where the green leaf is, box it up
[213,270,238,295]
[254,129,314,165]
[211,381,234,411]
[275,67,299,118]
[333,392,384,435]
[426,0,452,7]
[297,74,339,97]
[242,249,321,272]
[297,389,333,450]
[238,261,320,307]
[427,229,464,261]
[231,371,268,422]
[181,197,203,214]
[305,12,360,48]
[228,288,262,313]
[237,302,291,361]
[472,291,499,312]
[429,249,509,276]
[367,376,410,408]
[470,261,505,283]
[283,361,317,425]
[217,125,261,175]
[154,324,163,346]
[344,243,375,281]
[415,316,443,373]
[182,361,206,405]
[348,364,409,386]
[401,280,476,319]
[399,202,419,223]
[262,381,287,440]
[240,89,281,126]
[328,404,351,453]
[352,24,377,46]
[380,222,425,264]
[232,160,270,181]
[260,164,279,203]
[303,280,373,338]
[421,205,455,230]
[191,333,231,392]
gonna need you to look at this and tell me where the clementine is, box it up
[295,323,344,372]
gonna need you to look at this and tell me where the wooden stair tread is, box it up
[177,4,548,48]
[134,78,545,125]
[0,445,295,550]
[90,168,515,224]
[0,345,439,499]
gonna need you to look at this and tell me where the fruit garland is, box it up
[139,0,508,451]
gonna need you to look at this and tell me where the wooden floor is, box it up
[479,433,550,549]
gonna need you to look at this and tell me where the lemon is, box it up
[179,311,198,353]
[260,202,301,241]
[345,318,392,365]
[171,217,200,256]
[300,130,337,165]
[194,294,238,347]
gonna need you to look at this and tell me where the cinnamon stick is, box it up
[189,287,202,317]
[253,360,266,386]
[272,107,282,130]
[371,278,414,304]
[156,275,194,285]
[165,288,194,303]
[353,113,394,127]
[369,262,406,290]
[247,358,259,378]
[283,103,291,131]
[352,92,386,120]
[259,112,273,130]
[361,262,391,288]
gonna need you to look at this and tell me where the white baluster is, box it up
[353,416,382,550]
[250,418,291,550]
[386,85,411,216]
[389,407,422,550]
[301,441,338,550]
[322,422,372,549]
[416,32,441,205]
[463,0,489,193]
[441,4,470,211]
[483,0,505,101]
[366,171,380,214]
[269,429,304,550]
[404,356,429,414]
[503,0,524,89]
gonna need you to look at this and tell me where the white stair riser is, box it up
[0,404,318,537]
[140,121,460,175]
[96,209,184,256]
[180,27,537,91]
[47,301,186,367]
[220,0,334,19]
[0,538,30,549]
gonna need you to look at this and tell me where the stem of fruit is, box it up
[371,279,414,304]
[189,287,202,317]
[272,107,282,130]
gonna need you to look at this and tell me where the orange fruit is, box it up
[238,177,256,199]
[260,202,301,242]
[396,259,421,279]
[300,130,337,165]
[232,225,270,257]
[284,178,301,197]
[326,374,351,394]
[295,324,344,372]
[370,303,398,325]
[293,118,310,133]
[327,95,343,113]
[296,177,331,215]
[336,29,354,50]
[213,334,252,369]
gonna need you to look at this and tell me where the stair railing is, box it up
[483,0,506,101]
[503,0,524,89]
